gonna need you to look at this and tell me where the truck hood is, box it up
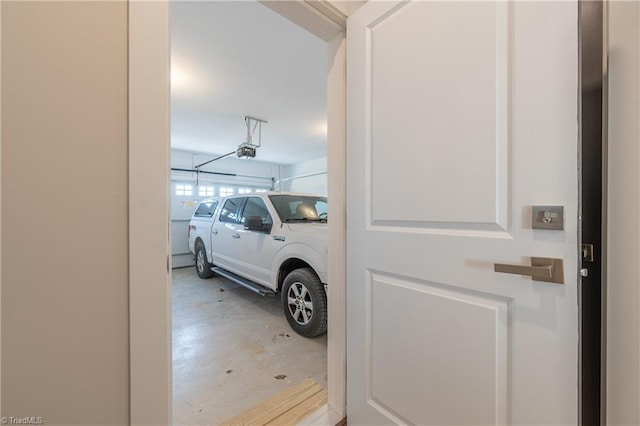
[285,223,328,240]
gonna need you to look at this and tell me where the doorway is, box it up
[128,2,348,424]
[170,2,330,422]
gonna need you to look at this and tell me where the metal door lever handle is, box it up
[232,234,240,239]
[494,263,552,279]
[494,257,564,284]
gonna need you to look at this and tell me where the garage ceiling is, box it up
[171,1,328,165]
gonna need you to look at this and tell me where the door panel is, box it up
[368,271,509,425]
[369,1,509,230]
[347,1,579,425]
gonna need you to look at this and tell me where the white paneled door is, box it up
[346,1,579,425]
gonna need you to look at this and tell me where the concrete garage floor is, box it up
[172,267,328,425]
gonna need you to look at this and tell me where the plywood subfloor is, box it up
[220,379,327,426]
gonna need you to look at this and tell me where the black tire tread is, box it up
[195,242,214,279]
[281,267,327,337]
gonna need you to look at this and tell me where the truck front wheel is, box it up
[282,268,327,337]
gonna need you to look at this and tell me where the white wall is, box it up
[607,2,640,423]
[2,2,130,423]
[279,156,328,195]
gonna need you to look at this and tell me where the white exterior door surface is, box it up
[346,1,579,425]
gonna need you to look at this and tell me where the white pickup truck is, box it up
[187,192,328,337]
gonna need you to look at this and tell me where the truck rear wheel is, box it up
[282,268,327,337]
[195,243,214,279]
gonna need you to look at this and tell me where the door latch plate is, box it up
[582,244,594,262]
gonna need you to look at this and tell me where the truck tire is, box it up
[195,242,214,279]
[282,268,327,337]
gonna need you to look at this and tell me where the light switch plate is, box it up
[532,206,564,230]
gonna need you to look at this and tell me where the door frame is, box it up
[128,2,348,424]
[578,1,606,423]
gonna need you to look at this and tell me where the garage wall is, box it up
[279,156,327,195]
[607,2,640,423]
[1,2,129,424]
[171,149,278,219]
[172,149,279,187]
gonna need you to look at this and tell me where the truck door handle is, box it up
[232,234,240,239]
[212,229,218,235]
[494,257,564,284]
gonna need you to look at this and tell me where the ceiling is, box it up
[170,1,328,165]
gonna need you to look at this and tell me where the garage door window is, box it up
[175,183,193,197]
[219,186,234,197]
[199,185,215,197]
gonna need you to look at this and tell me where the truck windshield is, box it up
[269,195,328,223]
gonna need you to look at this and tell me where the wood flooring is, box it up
[220,379,327,426]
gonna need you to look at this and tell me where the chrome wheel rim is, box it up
[196,250,205,273]
[287,282,313,325]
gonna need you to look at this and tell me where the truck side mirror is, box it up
[245,215,267,232]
